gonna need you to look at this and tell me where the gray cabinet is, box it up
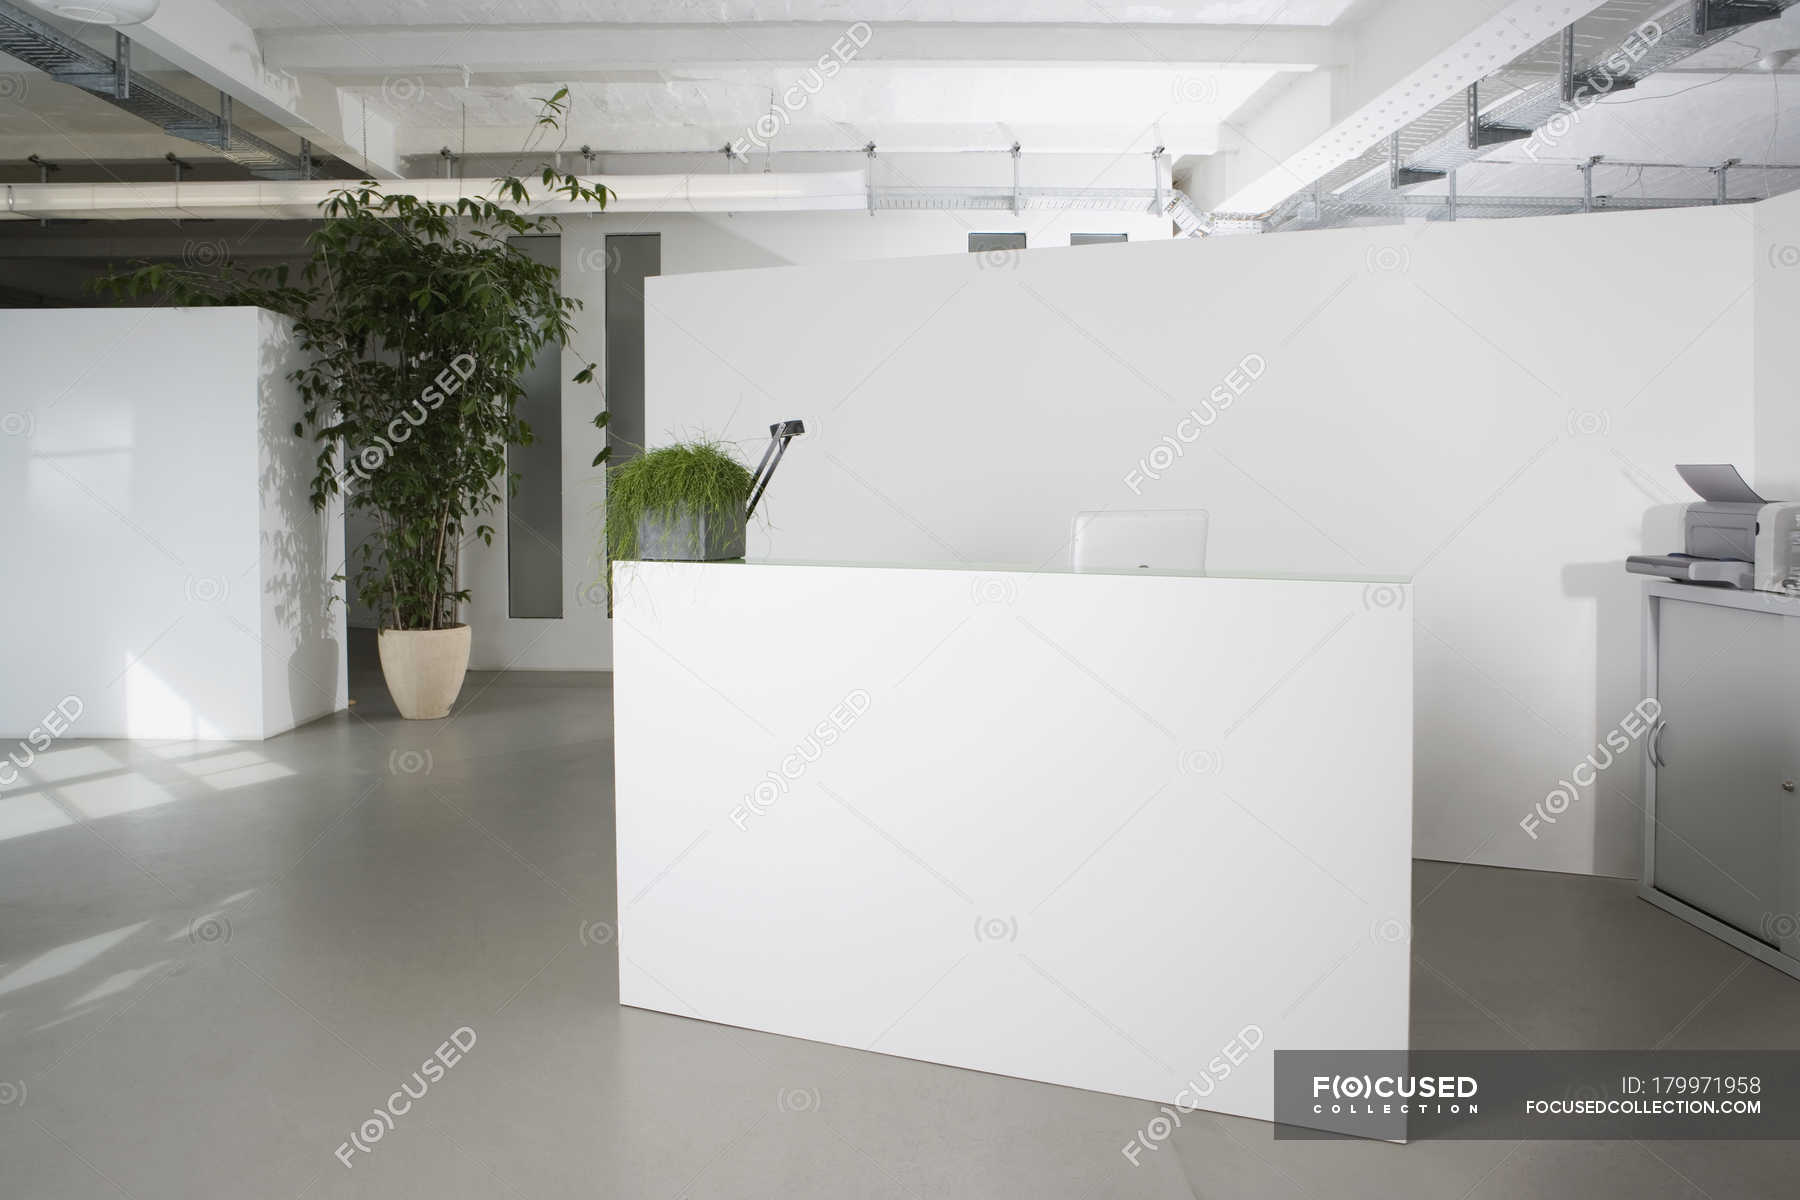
[1643,582,1800,973]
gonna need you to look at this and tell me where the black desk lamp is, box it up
[745,420,805,520]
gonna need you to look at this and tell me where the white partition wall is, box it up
[0,307,346,741]
[644,204,1767,879]
[457,204,1171,671]
[615,560,1413,1122]
[1754,188,1800,498]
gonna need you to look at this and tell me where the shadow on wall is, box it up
[663,215,798,273]
[259,320,341,725]
[1564,558,1647,876]
[1559,502,1687,875]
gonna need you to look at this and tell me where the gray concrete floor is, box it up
[4,644,1800,1199]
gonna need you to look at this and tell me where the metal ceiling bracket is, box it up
[1693,0,1782,34]
[1713,157,1740,203]
[1010,142,1022,216]
[1296,181,1324,223]
[1554,25,1642,102]
[47,22,126,95]
[28,153,55,226]
[1581,155,1602,212]
[164,91,232,149]
[166,151,189,224]
[1466,82,1531,149]
[1560,26,1577,103]
[113,31,128,100]
[864,142,877,215]
[1389,132,1445,188]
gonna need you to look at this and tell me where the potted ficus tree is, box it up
[102,89,613,719]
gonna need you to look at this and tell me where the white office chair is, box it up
[1071,509,1209,573]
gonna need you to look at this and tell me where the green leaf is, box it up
[90,92,608,627]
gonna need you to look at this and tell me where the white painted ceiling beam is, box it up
[1191,0,1609,214]
[125,0,402,176]
[261,21,1341,75]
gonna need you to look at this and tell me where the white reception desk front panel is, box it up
[613,559,1412,1123]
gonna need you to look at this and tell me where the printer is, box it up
[1626,464,1800,592]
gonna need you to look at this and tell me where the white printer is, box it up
[1626,464,1800,593]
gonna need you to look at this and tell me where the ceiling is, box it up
[1,0,1798,224]
[211,0,1363,28]
[0,0,1362,174]
[240,0,1344,164]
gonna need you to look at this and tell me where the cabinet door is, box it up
[1653,599,1795,946]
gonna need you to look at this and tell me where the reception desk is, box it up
[612,559,1412,1122]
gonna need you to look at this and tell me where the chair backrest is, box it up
[1071,509,1209,573]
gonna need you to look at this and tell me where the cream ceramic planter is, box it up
[377,625,472,720]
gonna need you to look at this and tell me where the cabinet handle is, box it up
[1648,719,1667,768]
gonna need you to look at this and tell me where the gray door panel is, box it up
[1653,599,1792,943]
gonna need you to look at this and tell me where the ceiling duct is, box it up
[0,171,1216,233]
[0,0,325,179]
[0,171,875,220]
[875,185,1173,215]
[1289,188,1765,224]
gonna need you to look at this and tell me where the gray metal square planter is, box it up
[634,505,746,561]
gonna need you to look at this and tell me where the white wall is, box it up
[0,307,345,741]
[457,205,1171,669]
[641,204,1766,879]
[256,312,349,736]
[1755,188,1800,497]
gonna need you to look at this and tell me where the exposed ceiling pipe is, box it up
[1286,189,1766,223]
[0,171,1209,227]
[0,171,871,220]
[416,144,1191,178]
